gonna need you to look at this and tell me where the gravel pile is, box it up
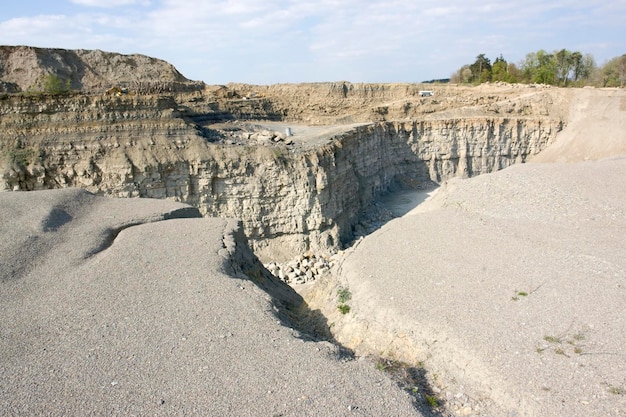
[265,253,336,284]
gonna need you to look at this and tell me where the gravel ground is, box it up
[0,189,421,416]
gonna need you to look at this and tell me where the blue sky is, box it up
[1,0,624,84]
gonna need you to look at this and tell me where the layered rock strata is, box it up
[0,89,561,260]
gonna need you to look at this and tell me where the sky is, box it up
[1,0,625,85]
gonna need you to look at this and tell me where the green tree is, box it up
[599,59,619,87]
[555,49,573,86]
[580,53,597,82]
[618,54,626,87]
[491,54,515,82]
[600,54,626,87]
[520,51,538,83]
[450,65,472,84]
[469,54,492,83]
[521,50,557,84]
[571,51,583,81]
[507,62,522,83]
[520,50,557,84]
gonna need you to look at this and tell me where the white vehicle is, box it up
[418,90,434,97]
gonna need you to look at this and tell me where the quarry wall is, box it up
[0,91,562,260]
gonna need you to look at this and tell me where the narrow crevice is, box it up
[219,219,337,344]
[222,219,447,415]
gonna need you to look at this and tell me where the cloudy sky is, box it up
[1,1,624,84]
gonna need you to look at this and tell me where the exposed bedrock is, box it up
[0,93,561,260]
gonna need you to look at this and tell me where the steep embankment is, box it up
[0,85,562,260]
[531,87,626,162]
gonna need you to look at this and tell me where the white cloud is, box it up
[1,0,624,83]
[0,12,140,53]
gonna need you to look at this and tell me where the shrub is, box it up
[43,74,71,95]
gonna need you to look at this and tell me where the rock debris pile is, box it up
[265,253,337,284]
[352,201,396,239]
[218,123,294,146]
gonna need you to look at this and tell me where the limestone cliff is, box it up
[0,85,562,260]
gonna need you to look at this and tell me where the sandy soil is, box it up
[532,88,626,163]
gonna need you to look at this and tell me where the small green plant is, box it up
[6,138,37,167]
[538,330,588,357]
[337,287,352,303]
[608,386,625,395]
[272,147,286,159]
[512,290,528,301]
[512,283,546,300]
[543,335,562,344]
[337,287,352,314]
[7,147,36,167]
[424,394,439,407]
[375,358,402,373]
[374,357,442,410]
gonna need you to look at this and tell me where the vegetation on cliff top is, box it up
[451,49,626,88]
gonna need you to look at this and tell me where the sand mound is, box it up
[532,88,626,162]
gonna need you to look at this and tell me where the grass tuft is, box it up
[543,335,561,344]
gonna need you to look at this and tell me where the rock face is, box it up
[0,86,562,260]
[0,48,566,259]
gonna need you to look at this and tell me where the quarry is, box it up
[1,46,625,417]
[0,56,565,261]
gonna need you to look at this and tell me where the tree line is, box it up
[451,49,626,87]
